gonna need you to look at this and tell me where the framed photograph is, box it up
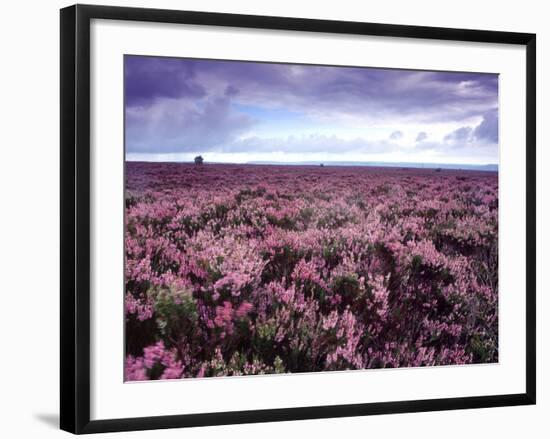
[60,4,536,434]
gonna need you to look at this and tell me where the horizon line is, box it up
[126,159,499,170]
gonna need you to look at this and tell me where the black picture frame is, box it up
[60,4,536,434]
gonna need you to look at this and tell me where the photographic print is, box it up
[124,55,499,381]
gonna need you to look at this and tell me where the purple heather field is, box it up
[124,163,498,380]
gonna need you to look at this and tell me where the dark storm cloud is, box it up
[444,126,473,143]
[438,110,498,150]
[182,61,498,123]
[125,56,498,155]
[224,85,240,97]
[473,109,498,143]
[126,95,255,154]
[125,57,498,119]
[125,56,206,106]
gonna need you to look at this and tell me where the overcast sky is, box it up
[125,55,498,165]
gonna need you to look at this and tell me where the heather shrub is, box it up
[125,163,498,380]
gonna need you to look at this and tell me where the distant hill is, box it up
[246,161,498,172]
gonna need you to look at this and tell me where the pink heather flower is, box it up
[322,311,339,331]
[236,301,253,318]
[370,274,389,318]
[196,365,206,378]
[214,301,235,333]
[125,162,498,376]
[125,293,154,321]
[125,356,147,381]
[143,341,166,368]
[160,363,184,379]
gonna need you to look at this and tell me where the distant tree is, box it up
[320,163,325,167]
[194,155,204,166]
[435,168,442,172]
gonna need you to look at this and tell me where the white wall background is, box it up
[0,0,546,437]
